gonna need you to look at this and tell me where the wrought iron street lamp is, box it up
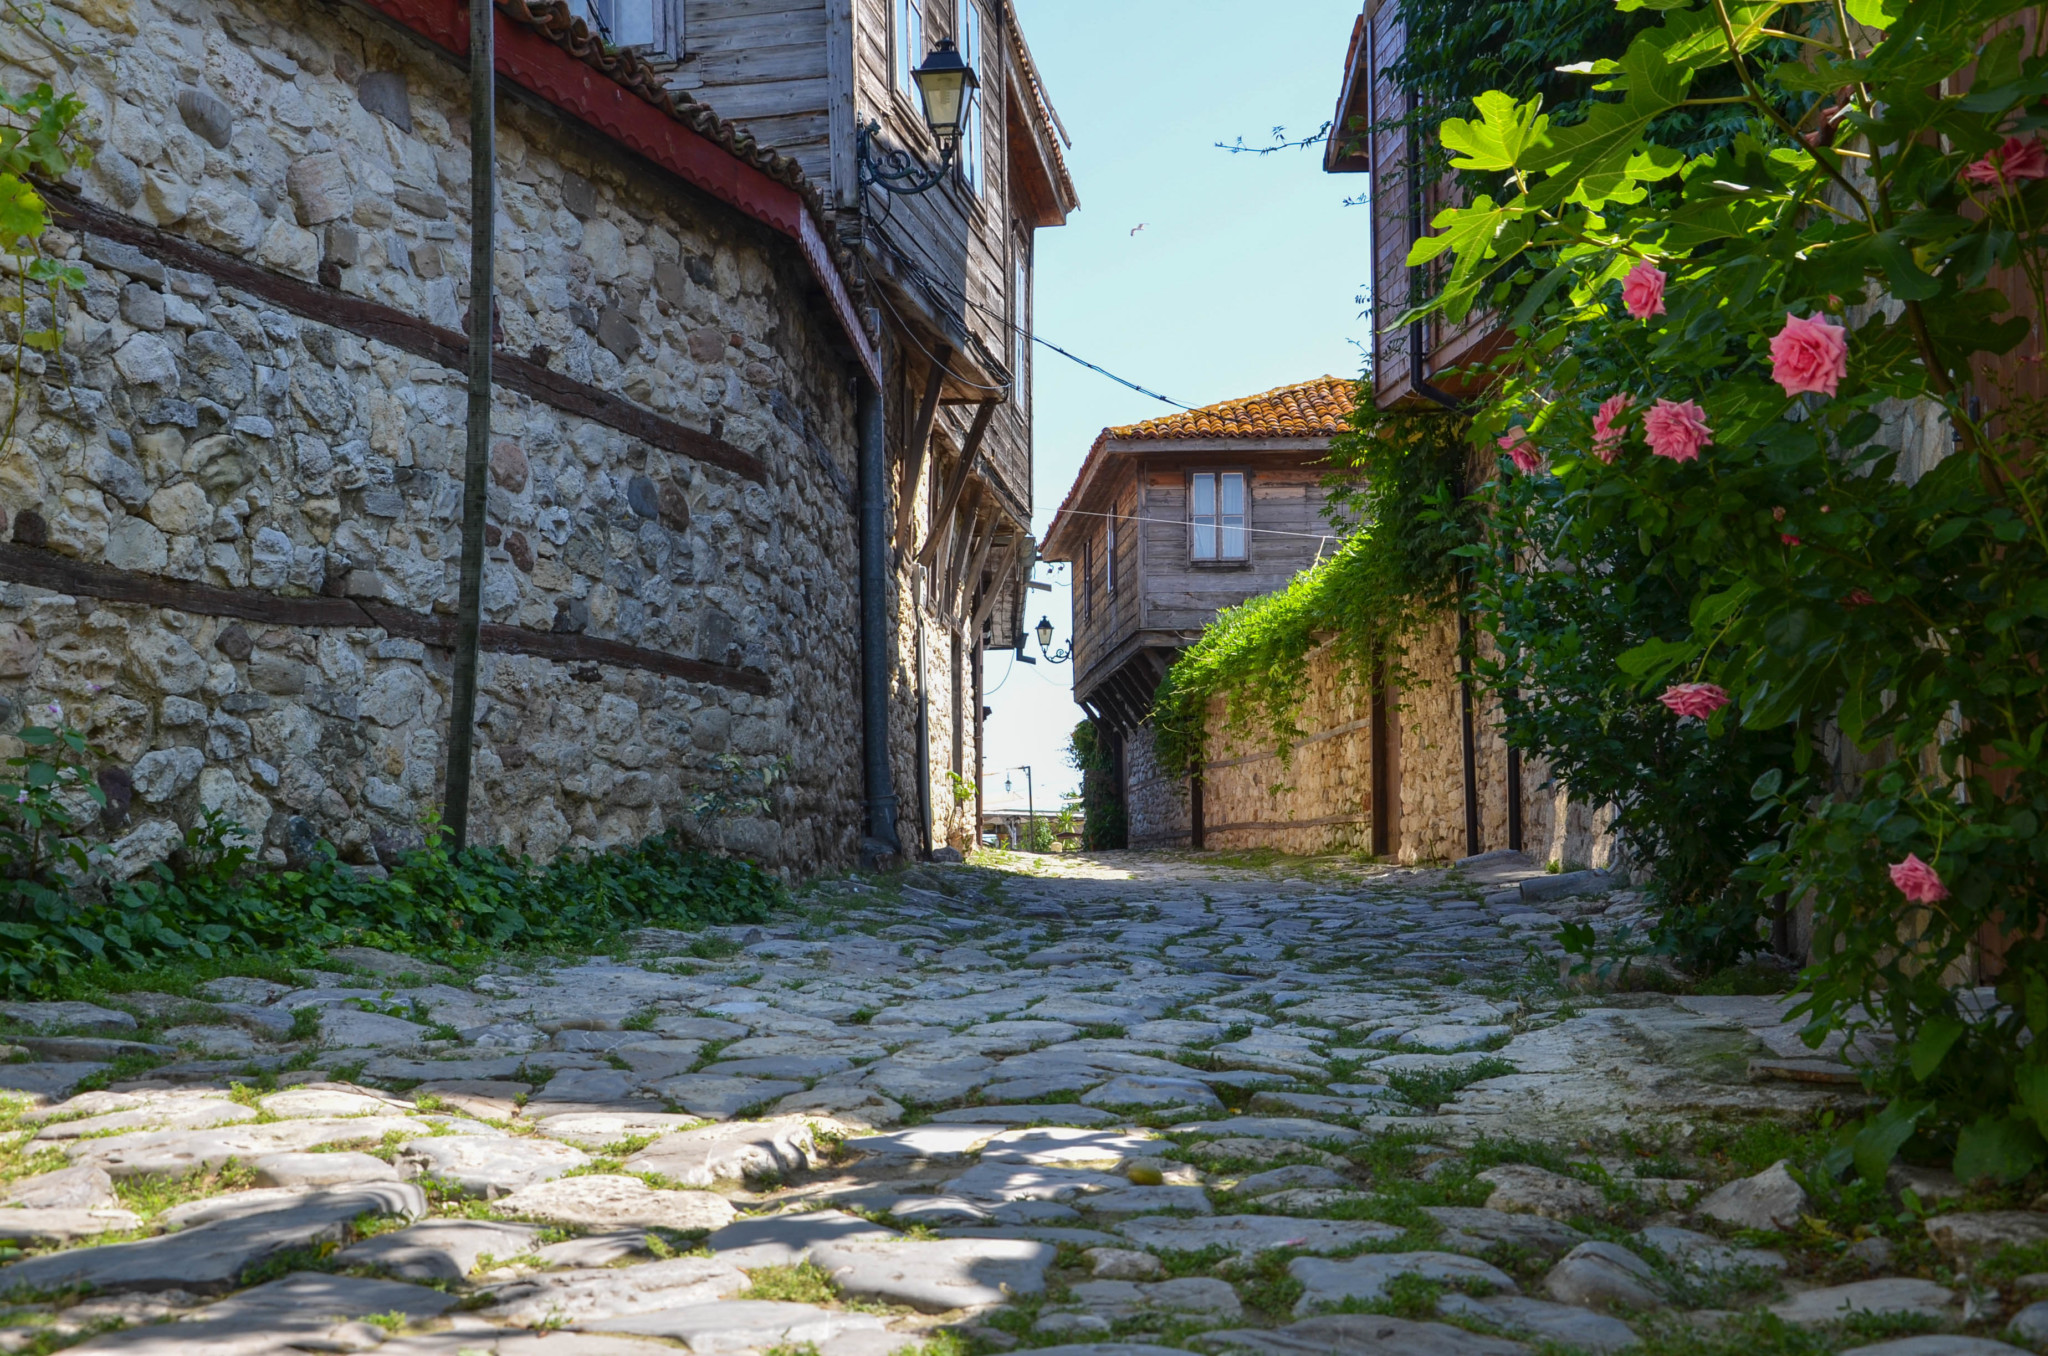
[857,40,980,197]
[1034,616,1072,665]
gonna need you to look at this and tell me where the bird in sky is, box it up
[1129,223,1148,236]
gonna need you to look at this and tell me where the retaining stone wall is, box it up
[0,0,871,874]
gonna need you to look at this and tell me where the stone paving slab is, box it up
[0,1183,425,1294]
[812,1236,1057,1310]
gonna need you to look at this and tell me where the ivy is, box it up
[1150,396,1474,777]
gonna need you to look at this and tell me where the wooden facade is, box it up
[1327,0,1501,410]
[1043,379,1356,835]
[613,0,1077,855]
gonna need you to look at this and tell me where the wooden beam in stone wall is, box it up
[0,543,770,695]
[52,194,770,486]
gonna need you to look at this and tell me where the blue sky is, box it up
[980,0,1372,814]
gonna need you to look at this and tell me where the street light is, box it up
[857,40,981,197]
[1003,765,1035,851]
[1034,616,1072,665]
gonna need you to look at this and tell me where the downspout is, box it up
[858,377,900,863]
[1457,603,1480,857]
[443,0,495,849]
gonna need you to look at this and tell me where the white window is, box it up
[959,1,985,194]
[1106,517,1117,595]
[1011,240,1029,390]
[1190,472,1248,562]
[566,0,678,58]
[896,0,924,101]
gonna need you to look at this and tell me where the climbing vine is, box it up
[1150,399,1474,776]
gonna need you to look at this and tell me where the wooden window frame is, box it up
[1105,514,1117,596]
[958,0,986,198]
[1082,536,1094,622]
[894,0,925,108]
[1187,469,1252,568]
[568,0,681,61]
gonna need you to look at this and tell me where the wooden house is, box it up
[1041,377,1356,846]
[580,0,1080,855]
[1325,0,1503,409]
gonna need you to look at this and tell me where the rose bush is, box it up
[1419,0,2048,1178]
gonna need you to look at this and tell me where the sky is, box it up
[978,0,1373,817]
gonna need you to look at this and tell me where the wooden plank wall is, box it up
[851,0,1028,511]
[672,0,835,184]
[1366,0,1412,407]
[1138,467,1334,632]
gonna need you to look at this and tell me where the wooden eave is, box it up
[1325,9,1372,174]
[1000,1,1079,226]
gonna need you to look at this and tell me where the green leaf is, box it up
[1954,1115,2046,1185]
[1439,92,1551,174]
[2016,1064,2048,1135]
[1750,768,1783,800]
[1616,637,1694,679]
[1909,1016,1966,1081]
[1844,0,1907,25]
[1852,1100,1928,1184]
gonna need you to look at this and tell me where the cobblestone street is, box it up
[0,853,2030,1355]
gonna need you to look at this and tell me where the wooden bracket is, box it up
[894,351,950,551]
[915,398,999,567]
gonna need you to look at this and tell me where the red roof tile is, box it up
[1043,376,1358,558]
[1103,375,1357,444]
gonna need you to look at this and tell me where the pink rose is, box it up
[1621,260,1667,320]
[1780,534,1802,546]
[1843,588,1876,607]
[1889,853,1948,904]
[1770,312,1849,398]
[1659,682,1731,719]
[1498,428,1541,474]
[1591,393,1634,462]
[1962,135,2048,188]
[1643,398,1713,463]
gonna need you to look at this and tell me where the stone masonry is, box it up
[0,0,878,871]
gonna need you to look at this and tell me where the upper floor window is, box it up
[1011,238,1029,392]
[1082,537,1094,620]
[896,0,925,102]
[959,1,986,194]
[1190,472,1247,562]
[567,0,678,59]
[1105,517,1117,595]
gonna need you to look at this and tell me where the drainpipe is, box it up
[1457,605,1481,857]
[443,0,495,850]
[858,377,900,862]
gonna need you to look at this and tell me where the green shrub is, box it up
[0,723,783,995]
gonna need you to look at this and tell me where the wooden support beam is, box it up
[942,493,983,616]
[894,351,949,550]
[916,398,999,567]
[970,536,1021,635]
[955,511,1002,625]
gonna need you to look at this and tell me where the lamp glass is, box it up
[1035,616,1054,649]
[912,39,977,140]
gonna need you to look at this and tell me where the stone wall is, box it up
[0,0,877,874]
[1125,724,1190,849]
[1193,619,1616,867]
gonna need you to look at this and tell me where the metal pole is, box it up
[1025,766,1033,849]
[857,378,899,860]
[444,0,495,850]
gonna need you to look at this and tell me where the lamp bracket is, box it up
[857,120,957,197]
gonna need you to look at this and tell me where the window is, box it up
[1011,239,1030,392]
[565,0,678,58]
[1190,472,1248,562]
[959,1,985,194]
[895,0,924,101]
[1105,517,1117,595]
[1082,537,1094,621]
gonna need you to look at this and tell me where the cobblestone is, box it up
[0,852,2030,1355]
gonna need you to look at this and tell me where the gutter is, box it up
[352,0,883,387]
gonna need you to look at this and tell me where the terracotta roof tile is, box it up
[1104,375,1357,443]
[1044,376,1358,558]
